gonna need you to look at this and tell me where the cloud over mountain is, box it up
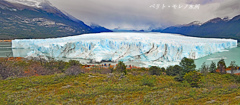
[48,0,240,30]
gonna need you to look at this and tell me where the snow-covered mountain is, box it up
[153,15,240,42]
[0,0,111,39]
[5,0,52,8]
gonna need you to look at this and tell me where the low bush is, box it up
[166,65,182,76]
[236,76,240,83]
[149,66,161,76]
[65,66,84,76]
[184,71,202,87]
[116,61,127,75]
[140,75,156,87]
[0,62,25,79]
[68,60,81,66]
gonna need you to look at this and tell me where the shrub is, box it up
[53,73,66,81]
[140,75,156,87]
[56,60,68,72]
[116,61,127,75]
[183,71,202,87]
[166,65,182,76]
[69,60,81,66]
[25,63,61,77]
[0,74,2,80]
[161,67,166,72]
[236,76,240,83]
[65,66,84,76]
[174,73,185,81]
[149,66,161,75]
[0,62,25,79]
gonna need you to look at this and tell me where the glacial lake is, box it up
[0,42,239,69]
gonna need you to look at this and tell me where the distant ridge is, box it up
[152,14,240,42]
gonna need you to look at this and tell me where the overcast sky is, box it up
[48,0,240,30]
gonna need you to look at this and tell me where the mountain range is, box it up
[0,0,111,39]
[1,0,239,41]
[152,15,240,42]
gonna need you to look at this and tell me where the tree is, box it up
[161,67,166,72]
[209,61,217,73]
[166,65,182,76]
[184,71,202,87]
[230,61,237,75]
[149,66,161,75]
[173,57,196,81]
[217,59,226,74]
[116,61,127,75]
[200,62,209,76]
[180,57,196,74]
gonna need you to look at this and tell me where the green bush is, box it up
[174,73,185,81]
[183,71,202,87]
[149,66,161,76]
[116,61,127,75]
[166,65,182,76]
[69,60,81,66]
[161,67,166,72]
[236,76,240,83]
[56,60,68,72]
[140,75,156,87]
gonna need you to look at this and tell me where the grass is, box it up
[0,72,240,104]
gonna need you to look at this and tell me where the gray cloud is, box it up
[215,0,240,17]
[49,0,240,30]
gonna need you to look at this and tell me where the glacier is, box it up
[12,32,238,67]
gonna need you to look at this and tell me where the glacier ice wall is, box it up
[12,32,238,65]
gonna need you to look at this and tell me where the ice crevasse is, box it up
[12,32,238,64]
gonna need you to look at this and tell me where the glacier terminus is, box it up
[12,32,238,67]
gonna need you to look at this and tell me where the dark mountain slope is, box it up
[153,15,240,41]
[0,0,110,39]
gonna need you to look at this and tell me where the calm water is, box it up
[195,44,240,69]
[0,42,239,68]
[0,42,12,57]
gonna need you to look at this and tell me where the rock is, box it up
[235,96,240,99]
[107,73,114,78]
[205,100,215,104]
[88,75,96,78]
[61,85,71,89]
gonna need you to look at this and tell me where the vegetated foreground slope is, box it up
[0,57,240,104]
[0,71,240,104]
